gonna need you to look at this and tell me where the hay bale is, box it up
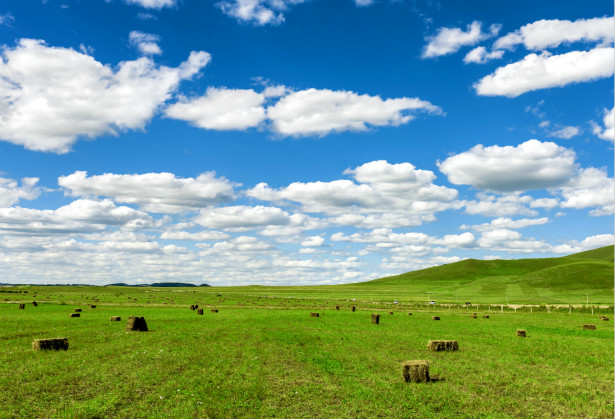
[32,338,68,351]
[470,313,477,318]
[335,305,340,310]
[32,301,38,307]
[583,324,596,330]
[516,329,526,337]
[194,304,199,309]
[600,316,609,321]
[74,308,82,312]
[126,316,148,331]
[110,316,121,321]
[197,309,204,315]
[211,309,218,313]
[402,360,430,383]
[408,312,412,316]
[483,315,489,319]
[18,303,25,310]
[90,305,96,309]
[388,311,394,315]
[190,305,195,310]
[310,312,319,317]
[351,306,356,312]
[69,313,80,318]
[432,316,440,320]
[372,314,380,324]
[427,340,458,351]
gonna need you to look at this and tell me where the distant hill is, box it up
[106,282,210,287]
[358,245,614,304]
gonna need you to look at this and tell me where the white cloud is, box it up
[166,87,266,130]
[0,176,40,207]
[547,126,580,139]
[463,193,538,217]
[474,47,614,97]
[592,107,614,142]
[551,234,615,254]
[301,235,325,247]
[160,230,230,241]
[494,16,614,51]
[463,46,504,64]
[267,88,441,136]
[354,0,374,6]
[558,167,614,215]
[217,0,305,26]
[59,171,236,213]
[0,13,14,26]
[195,205,291,229]
[129,31,162,55]
[0,199,150,235]
[0,39,210,153]
[529,198,559,210]
[211,236,274,252]
[124,0,177,9]
[461,216,549,232]
[438,140,576,193]
[248,160,458,217]
[422,21,500,58]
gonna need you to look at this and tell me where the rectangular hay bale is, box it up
[310,312,319,317]
[69,313,80,318]
[32,338,68,351]
[126,316,148,331]
[197,309,204,315]
[18,304,25,310]
[110,316,121,321]
[516,329,526,337]
[427,340,458,351]
[211,309,218,313]
[432,316,440,320]
[371,314,380,324]
[583,324,596,330]
[74,308,82,312]
[402,360,430,383]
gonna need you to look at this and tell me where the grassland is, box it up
[1,246,613,418]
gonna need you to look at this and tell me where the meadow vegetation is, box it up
[0,246,613,418]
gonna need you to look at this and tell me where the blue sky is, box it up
[0,0,612,285]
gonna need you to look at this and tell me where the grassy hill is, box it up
[357,245,614,304]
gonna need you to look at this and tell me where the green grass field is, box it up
[1,294,613,418]
[1,246,613,418]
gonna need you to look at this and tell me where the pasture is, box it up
[1,286,613,418]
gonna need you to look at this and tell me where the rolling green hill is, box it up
[357,245,614,304]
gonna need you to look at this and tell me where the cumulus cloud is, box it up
[494,16,614,51]
[0,199,150,235]
[474,47,614,97]
[59,171,236,213]
[0,176,40,207]
[438,140,576,193]
[301,236,325,247]
[558,167,614,216]
[195,205,291,229]
[592,107,614,142]
[463,46,504,64]
[160,230,231,241]
[461,217,549,232]
[248,160,458,217]
[217,0,305,26]
[547,126,580,139]
[267,88,441,136]
[463,193,538,217]
[129,31,162,55]
[551,234,615,254]
[124,0,177,9]
[422,21,500,58]
[166,87,266,130]
[0,39,210,153]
